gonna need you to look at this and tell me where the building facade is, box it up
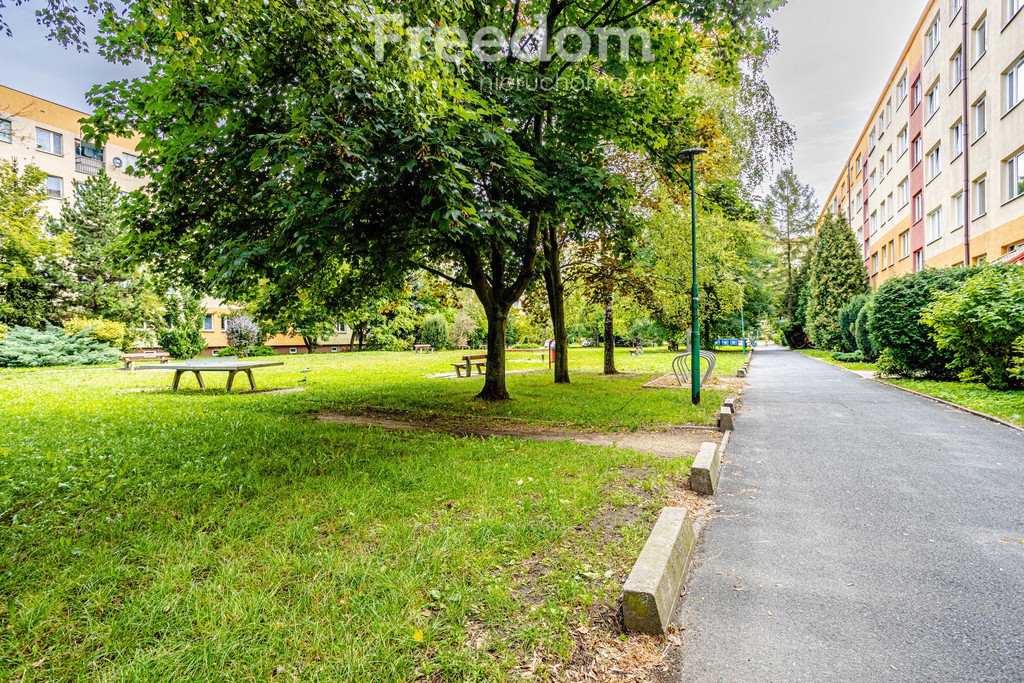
[0,84,147,211]
[199,299,356,356]
[823,0,1024,288]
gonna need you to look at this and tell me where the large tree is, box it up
[764,168,818,320]
[805,211,868,350]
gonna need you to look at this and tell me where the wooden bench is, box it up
[137,358,284,391]
[413,344,434,353]
[451,348,547,377]
[121,351,170,371]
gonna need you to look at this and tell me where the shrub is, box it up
[63,317,128,351]
[158,291,206,360]
[1012,336,1024,382]
[838,295,868,353]
[450,312,477,348]
[832,350,865,363]
[420,313,449,350]
[224,313,263,356]
[868,268,976,378]
[922,265,1024,390]
[218,344,277,357]
[805,212,868,350]
[0,323,8,340]
[0,326,121,368]
[854,300,877,361]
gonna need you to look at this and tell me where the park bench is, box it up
[451,348,548,378]
[413,344,434,353]
[137,357,284,391]
[121,351,170,371]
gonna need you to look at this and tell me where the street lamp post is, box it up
[736,277,747,356]
[680,148,706,406]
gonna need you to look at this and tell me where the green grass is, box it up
[886,379,1024,427]
[0,347,724,681]
[797,349,878,372]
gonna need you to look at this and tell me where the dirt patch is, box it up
[644,374,746,392]
[318,409,720,460]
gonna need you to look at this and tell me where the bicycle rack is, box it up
[672,351,717,386]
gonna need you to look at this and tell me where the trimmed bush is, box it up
[922,265,1024,390]
[868,268,977,378]
[0,326,121,368]
[420,313,449,351]
[63,317,128,351]
[855,300,877,361]
[832,350,865,363]
[838,295,868,353]
[218,344,277,357]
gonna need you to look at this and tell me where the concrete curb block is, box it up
[871,378,1024,435]
[736,349,754,378]
[690,441,722,496]
[717,405,734,431]
[622,507,695,635]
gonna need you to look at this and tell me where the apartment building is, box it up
[0,84,147,212]
[199,299,356,356]
[824,0,1024,287]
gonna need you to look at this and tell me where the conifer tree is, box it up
[806,211,868,350]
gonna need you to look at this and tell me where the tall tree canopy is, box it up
[805,211,868,350]
[763,168,818,320]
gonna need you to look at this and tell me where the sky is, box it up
[0,0,926,205]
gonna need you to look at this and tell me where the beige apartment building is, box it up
[824,0,1024,287]
[0,84,147,212]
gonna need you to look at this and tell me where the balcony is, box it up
[75,155,104,175]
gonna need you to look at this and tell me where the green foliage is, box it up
[806,212,867,350]
[1013,336,1024,382]
[63,317,129,351]
[158,290,206,360]
[922,265,1024,390]
[419,314,450,351]
[868,267,977,378]
[838,294,868,354]
[763,168,818,320]
[218,344,277,358]
[0,160,67,327]
[855,300,878,361]
[832,350,865,363]
[0,326,121,367]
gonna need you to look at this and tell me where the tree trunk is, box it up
[479,307,509,401]
[603,294,617,375]
[302,336,317,355]
[542,221,570,384]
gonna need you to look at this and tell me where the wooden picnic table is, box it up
[137,359,284,391]
[121,352,171,371]
[412,344,434,353]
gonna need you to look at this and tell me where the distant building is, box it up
[0,84,146,212]
[822,0,1024,288]
[200,299,355,355]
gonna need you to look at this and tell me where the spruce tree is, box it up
[806,211,868,350]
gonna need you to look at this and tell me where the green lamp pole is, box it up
[681,148,706,406]
[736,276,747,356]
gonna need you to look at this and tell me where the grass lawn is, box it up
[885,379,1024,427]
[0,346,733,681]
[796,348,878,372]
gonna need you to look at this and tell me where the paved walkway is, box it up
[675,345,1024,682]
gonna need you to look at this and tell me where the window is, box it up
[879,155,886,177]
[289,347,298,355]
[872,253,880,274]
[925,14,941,57]
[912,136,924,166]
[331,347,339,353]
[880,198,887,223]
[897,127,909,157]
[869,128,877,150]
[886,147,893,173]
[856,189,863,208]
[887,193,895,221]
[898,178,910,207]
[914,192,924,222]
[1008,0,1024,24]
[900,231,911,258]
[915,250,925,272]
[973,16,987,62]
[75,139,104,161]
[912,78,923,109]
[888,240,895,266]
[203,315,214,332]
[928,208,943,241]
[973,96,987,139]
[1008,149,1024,201]
[881,244,888,268]
[927,145,942,181]
[953,192,965,228]
[871,211,879,234]
[974,176,987,216]
[44,175,63,199]
[951,120,964,158]
[1007,55,1024,112]
[121,153,139,170]
[870,170,878,192]
[35,128,62,155]
[952,0,962,15]
[878,112,885,134]
[951,48,964,87]
[220,316,227,331]
[926,82,940,118]
[0,118,10,144]
[897,72,908,102]
[856,154,863,175]
[335,323,347,333]
[885,100,892,127]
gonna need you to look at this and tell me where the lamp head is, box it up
[679,147,707,160]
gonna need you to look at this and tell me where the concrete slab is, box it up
[622,507,695,635]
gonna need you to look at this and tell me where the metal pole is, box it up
[962,0,971,267]
[741,307,747,356]
[689,156,701,406]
